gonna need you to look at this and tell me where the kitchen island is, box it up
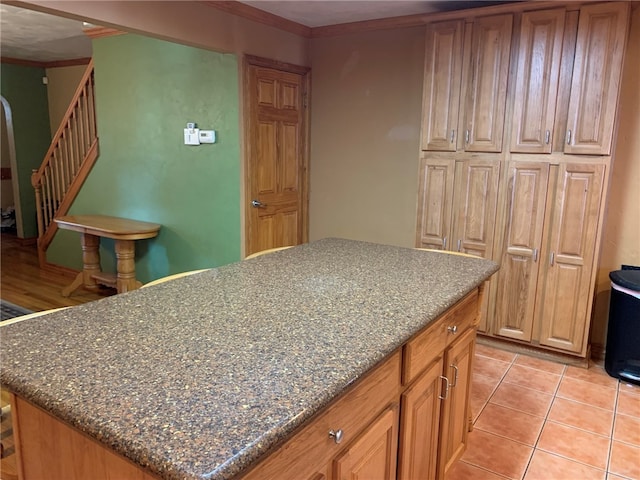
[1,238,498,480]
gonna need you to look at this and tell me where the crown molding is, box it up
[1,56,91,68]
[204,1,312,38]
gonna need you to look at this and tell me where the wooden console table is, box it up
[55,215,161,296]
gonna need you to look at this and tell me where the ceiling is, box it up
[0,1,509,63]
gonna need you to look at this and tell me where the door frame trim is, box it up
[242,54,311,256]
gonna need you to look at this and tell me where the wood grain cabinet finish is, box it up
[421,20,464,151]
[510,9,565,153]
[565,2,630,155]
[416,158,500,257]
[436,327,476,479]
[333,405,399,480]
[416,156,455,250]
[494,162,550,341]
[463,14,513,153]
[537,163,605,354]
[417,1,630,359]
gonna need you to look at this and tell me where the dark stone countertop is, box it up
[0,238,498,479]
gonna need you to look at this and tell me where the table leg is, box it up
[61,233,101,297]
[114,239,139,293]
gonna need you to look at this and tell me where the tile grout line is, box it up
[606,380,621,476]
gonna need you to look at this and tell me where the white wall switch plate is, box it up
[199,130,216,144]
[184,128,200,145]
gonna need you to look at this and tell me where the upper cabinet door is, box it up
[421,20,464,151]
[463,14,513,153]
[565,2,630,155]
[511,9,565,153]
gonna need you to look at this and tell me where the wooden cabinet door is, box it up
[537,163,605,354]
[437,327,475,479]
[452,160,501,258]
[398,359,443,480]
[422,20,464,151]
[494,162,549,341]
[565,2,630,155]
[463,14,513,152]
[416,157,455,250]
[333,405,399,480]
[511,9,565,153]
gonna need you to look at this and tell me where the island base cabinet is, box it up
[11,394,157,480]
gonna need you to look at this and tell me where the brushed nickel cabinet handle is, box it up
[545,130,551,145]
[465,130,470,144]
[450,130,455,143]
[566,130,572,145]
[439,375,450,400]
[442,236,447,250]
[457,239,462,252]
[533,248,538,263]
[450,364,459,387]
[550,252,555,266]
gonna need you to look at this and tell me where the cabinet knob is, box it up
[448,325,458,334]
[328,429,344,444]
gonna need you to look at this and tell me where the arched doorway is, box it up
[1,96,23,238]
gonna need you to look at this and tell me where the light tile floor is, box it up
[447,343,640,480]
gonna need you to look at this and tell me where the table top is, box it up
[1,238,498,480]
[55,214,161,240]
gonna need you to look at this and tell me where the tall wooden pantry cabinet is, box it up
[416,1,631,360]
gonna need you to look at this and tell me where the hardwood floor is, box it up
[1,233,115,312]
[1,232,115,480]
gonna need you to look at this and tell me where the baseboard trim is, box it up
[477,335,591,369]
[41,262,80,278]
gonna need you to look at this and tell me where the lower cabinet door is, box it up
[333,404,399,480]
[438,327,476,479]
[398,358,444,480]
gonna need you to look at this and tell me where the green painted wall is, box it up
[48,34,241,282]
[1,63,52,238]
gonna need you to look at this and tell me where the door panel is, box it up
[464,14,513,152]
[398,359,443,480]
[565,2,629,155]
[422,20,464,151]
[416,157,455,250]
[453,160,500,258]
[246,59,309,256]
[333,405,399,480]
[511,9,565,153]
[495,162,549,341]
[538,164,605,353]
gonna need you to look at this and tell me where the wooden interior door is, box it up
[494,162,549,341]
[537,163,605,354]
[245,56,310,256]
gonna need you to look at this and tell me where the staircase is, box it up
[31,59,99,266]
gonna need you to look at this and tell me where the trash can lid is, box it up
[610,270,640,291]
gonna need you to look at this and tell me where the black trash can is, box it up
[604,268,640,385]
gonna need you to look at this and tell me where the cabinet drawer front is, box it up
[403,289,478,384]
[241,351,401,480]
